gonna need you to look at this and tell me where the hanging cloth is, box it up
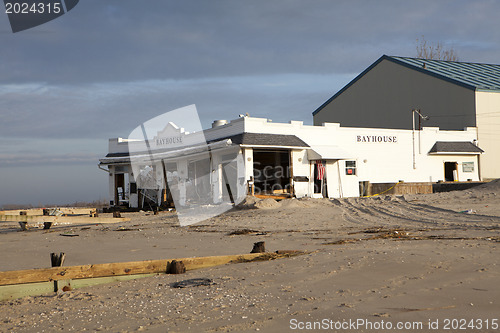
[316,161,325,180]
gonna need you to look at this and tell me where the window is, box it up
[345,160,356,175]
[462,162,474,172]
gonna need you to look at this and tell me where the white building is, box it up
[313,55,500,180]
[99,116,482,208]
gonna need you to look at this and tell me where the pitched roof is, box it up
[216,133,309,148]
[389,56,500,91]
[429,141,484,154]
[313,55,500,116]
[103,133,309,159]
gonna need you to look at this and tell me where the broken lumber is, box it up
[0,251,308,300]
[0,208,97,216]
[0,251,306,287]
[1,215,130,225]
[250,241,266,253]
[50,253,66,267]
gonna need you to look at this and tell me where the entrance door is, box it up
[253,150,291,195]
[444,162,458,182]
[313,160,327,198]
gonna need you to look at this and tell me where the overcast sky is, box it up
[1,0,500,206]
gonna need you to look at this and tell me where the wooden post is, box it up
[51,252,69,292]
[250,241,266,253]
[167,260,186,274]
[50,253,66,267]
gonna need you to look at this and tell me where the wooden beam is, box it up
[0,252,300,287]
[254,194,291,200]
[0,274,155,301]
[0,215,130,224]
[0,209,43,216]
[0,208,97,216]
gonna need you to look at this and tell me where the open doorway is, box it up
[313,160,327,197]
[253,150,291,195]
[114,173,129,206]
[444,162,458,182]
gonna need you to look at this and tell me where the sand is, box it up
[0,182,499,332]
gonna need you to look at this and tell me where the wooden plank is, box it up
[0,209,44,216]
[69,274,156,289]
[58,208,97,215]
[0,274,155,301]
[0,253,277,286]
[0,252,306,300]
[0,207,96,216]
[254,194,291,200]
[0,281,55,300]
[0,215,130,224]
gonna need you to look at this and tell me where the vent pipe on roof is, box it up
[212,120,228,128]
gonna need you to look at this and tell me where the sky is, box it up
[1,0,500,207]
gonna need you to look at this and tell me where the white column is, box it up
[177,160,188,206]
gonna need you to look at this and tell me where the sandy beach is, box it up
[1,181,499,332]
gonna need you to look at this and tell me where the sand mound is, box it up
[279,198,311,209]
[235,196,261,209]
[468,179,500,194]
[297,197,337,207]
[254,198,280,209]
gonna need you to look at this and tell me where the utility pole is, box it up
[412,109,429,169]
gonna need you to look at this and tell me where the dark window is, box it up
[345,161,356,175]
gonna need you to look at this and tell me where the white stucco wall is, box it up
[291,149,310,197]
[240,117,481,198]
[475,91,500,180]
[104,116,482,204]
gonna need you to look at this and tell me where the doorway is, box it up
[253,150,291,195]
[444,162,458,182]
[114,173,129,206]
[313,160,327,198]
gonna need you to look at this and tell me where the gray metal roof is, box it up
[389,56,500,91]
[429,141,484,154]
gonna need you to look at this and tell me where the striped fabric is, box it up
[316,161,325,180]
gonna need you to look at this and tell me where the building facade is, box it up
[313,55,500,180]
[100,116,482,208]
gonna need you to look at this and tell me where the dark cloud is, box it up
[0,152,100,167]
[0,74,349,139]
[1,1,499,85]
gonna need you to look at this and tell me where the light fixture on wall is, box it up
[412,109,429,169]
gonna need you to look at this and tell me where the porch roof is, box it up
[429,141,484,155]
[307,145,353,160]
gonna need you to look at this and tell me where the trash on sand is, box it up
[227,229,260,236]
[115,226,140,232]
[460,209,477,214]
[59,232,79,237]
[171,278,214,288]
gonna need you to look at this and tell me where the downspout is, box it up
[98,164,109,173]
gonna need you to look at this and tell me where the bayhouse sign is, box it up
[356,135,398,143]
[156,136,183,146]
